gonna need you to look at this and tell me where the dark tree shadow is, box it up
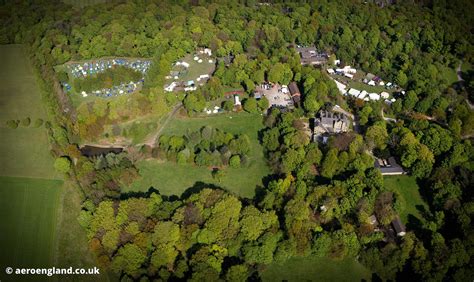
[120,187,161,200]
[181,181,225,200]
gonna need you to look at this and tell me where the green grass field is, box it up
[0,128,59,179]
[0,45,46,120]
[0,176,63,268]
[0,45,100,280]
[384,175,428,223]
[260,256,371,282]
[125,112,270,198]
[0,45,58,179]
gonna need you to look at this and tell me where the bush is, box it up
[222,100,234,111]
[243,97,258,113]
[6,120,19,129]
[34,118,44,128]
[54,156,71,173]
[21,117,31,127]
[229,155,241,168]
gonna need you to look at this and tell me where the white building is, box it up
[234,95,241,106]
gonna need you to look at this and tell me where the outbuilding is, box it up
[392,216,406,237]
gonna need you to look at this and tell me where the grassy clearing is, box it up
[347,80,393,94]
[0,176,63,268]
[384,175,428,223]
[439,65,458,85]
[260,256,371,282]
[165,53,216,84]
[125,112,270,198]
[330,70,397,95]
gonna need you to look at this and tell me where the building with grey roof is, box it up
[296,46,328,66]
[374,157,405,175]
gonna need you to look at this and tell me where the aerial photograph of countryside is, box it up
[0,0,473,281]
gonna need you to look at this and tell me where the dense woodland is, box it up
[1,0,474,281]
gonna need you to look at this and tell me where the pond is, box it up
[80,145,123,157]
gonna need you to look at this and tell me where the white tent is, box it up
[358,90,368,99]
[348,88,361,97]
[368,93,380,100]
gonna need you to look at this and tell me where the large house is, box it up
[296,46,328,65]
[318,110,350,133]
[312,109,351,143]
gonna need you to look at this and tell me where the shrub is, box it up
[34,118,44,128]
[6,120,19,129]
[21,117,31,127]
[54,156,71,173]
[229,155,241,168]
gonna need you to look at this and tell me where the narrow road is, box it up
[457,60,464,82]
[456,60,474,110]
[141,102,182,147]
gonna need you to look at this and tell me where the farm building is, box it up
[368,215,378,226]
[234,95,241,106]
[288,82,301,105]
